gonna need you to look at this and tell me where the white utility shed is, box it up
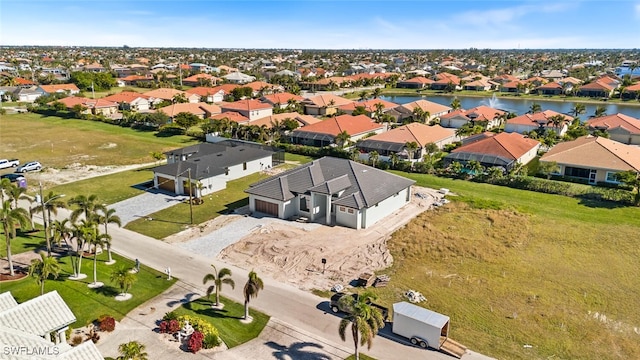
[392,301,450,349]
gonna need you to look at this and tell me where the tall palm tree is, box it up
[389,153,399,169]
[1,200,30,276]
[358,90,369,101]
[450,97,462,110]
[368,151,379,168]
[96,207,121,264]
[51,219,73,251]
[202,265,235,308]
[28,251,61,295]
[404,141,419,161]
[117,341,148,360]
[243,270,264,320]
[335,130,350,149]
[7,185,28,210]
[69,194,105,222]
[35,191,67,228]
[70,219,95,279]
[371,87,382,99]
[0,178,12,203]
[594,105,607,118]
[570,103,586,117]
[110,266,136,298]
[338,291,385,360]
[529,103,542,114]
[87,233,110,287]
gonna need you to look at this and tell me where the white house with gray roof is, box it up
[245,157,415,229]
[153,141,275,196]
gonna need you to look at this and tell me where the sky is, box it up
[1,0,640,49]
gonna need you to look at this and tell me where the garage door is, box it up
[157,176,175,193]
[255,199,278,216]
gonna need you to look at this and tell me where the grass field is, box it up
[174,297,270,349]
[0,113,197,168]
[0,227,44,259]
[366,173,640,359]
[1,252,175,329]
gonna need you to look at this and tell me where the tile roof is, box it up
[359,123,455,147]
[220,99,273,111]
[143,87,187,100]
[210,111,250,123]
[292,114,384,137]
[462,105,505,121]
[185,86,224,97]
[399,76,434,84]
[183,73,219,83]
[52,97,118,109]
[157,102,221,118]
[119,75,151,82]
[302,94,353,107]
[586,113,640,134]
[623,83,640,92]
[580,80,614,91]
[399,99,451,115]
[452,132,540,161]
[102,91,150,103]
[0,292,18,312]
[338,98,399,112]
[0,291,75,337]
[260,92,304,105]
[536,82,563,90]
[244,81,278,91]
[540,136,640,171]
[251,112,321,128]
[39,84,80,93]
[210,84,239,94]
[245,156,415,209]
[14,77,36,85]
[506,110,573,126]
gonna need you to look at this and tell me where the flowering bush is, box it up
[167,319,180,333]
[99,316,116,332]
[188,331,203,353]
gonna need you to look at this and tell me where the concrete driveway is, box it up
[109,190,187,225]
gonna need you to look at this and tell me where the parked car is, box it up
[16,161,42,173]
[0,173,25,183]
[0,159,20,169]
[330,292,389,321]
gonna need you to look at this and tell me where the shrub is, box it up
[188,331,204,353]
[159,320,169,334]
[71,335,83,346]
[99,316,116,332]
[203,332,221,349]
[176,315,220,341]
[97,314,111,322]
[168,319,180,333]
[163,311,178,321]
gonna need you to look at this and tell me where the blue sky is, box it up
[1,0,640,49]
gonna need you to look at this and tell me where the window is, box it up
[347,208,354,214]
[243,162,247,170]
[339,206,346,212]
[564,166,590,179]
[605,172,620,183]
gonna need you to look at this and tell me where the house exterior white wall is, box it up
[440,117,468,129]
[335,205,361,229]
[504,123,537,134]
[248,108,273,121]
[361,187,410,228]
[609,128,640,145]
[131,98,150,112]
[249,194,283,217]
[517,144,541,165]
[351,127,386,142]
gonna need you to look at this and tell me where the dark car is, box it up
[0,173,25,183]
[329,292,389,321]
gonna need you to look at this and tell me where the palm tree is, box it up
[358,90,369,101]
[529,103,542,114]
[70,220,95,279]
[389,153,400,169]
[202,265,235,308]
[372,102,385,123]
[110,266,136,298]
[404,141,419,161]
[243,270,264,320]
[69,194,105,222]
[96,207,121,264]
[350,148,360,162]
[467,160,484,176]
[338,291,385,360]
[51,219,73,251]
[0,178,12,203]
[1,200,30,276]
[28,251,61,295]
[117,341,148,360]
[335,130,350,149]
[368,151,379,168]
[7,185,28,210]
[450,97,462,110]
[570,103,586,117]
[88,233,110,287]
[371,87,382,99]
[594,105,607,118]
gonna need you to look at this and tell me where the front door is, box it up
[588,169,597,184]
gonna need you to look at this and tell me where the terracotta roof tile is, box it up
[39,84,80,93]
[361,123,455,147]
[157,102,221,118]
[261,92,304,105]
[400,99,451,115]
[507,110,573,126]
[586,113,640,134]
[251,112,321,128]
[292,114,384,136]
[210,111,250,124]
[540,136,640,171]
[452,132,540,161]
[220,99,273,111]
[103,91,150,103]
[302,94,352,107]
[338,98,398,112]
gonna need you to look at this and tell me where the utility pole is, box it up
[187,168,193,225]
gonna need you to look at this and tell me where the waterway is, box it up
[380,94,640,119]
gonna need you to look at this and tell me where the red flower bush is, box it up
[188,331,204,353]
[168,319,180,333]
[99,316,116,332]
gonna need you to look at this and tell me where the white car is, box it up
[16,161,42,173]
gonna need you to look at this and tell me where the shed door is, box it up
[255,199,278,216]
[157,176,175,193]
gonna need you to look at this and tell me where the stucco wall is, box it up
[362,187,410,228]
[335,205,360,229]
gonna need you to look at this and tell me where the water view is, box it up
[381,94,640,119]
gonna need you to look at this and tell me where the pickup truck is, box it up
[0,159,19,169]
[330,292,389,321]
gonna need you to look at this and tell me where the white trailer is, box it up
[392,302,467,358]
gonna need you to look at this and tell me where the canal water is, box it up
[380,94,640,118]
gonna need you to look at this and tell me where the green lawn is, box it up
[174,297,269,348]
[345,354,376,360]
[369,171,640,359]
[1,113,198,169]
[284,152,314,164]
[1,252,175,329]
[48,167,154,204]
[0,227,45,259]
[125,172,270,239]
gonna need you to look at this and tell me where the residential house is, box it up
[356,123,456,160]
[462,78,499,91]
[157,102,222,119]
[386,99,451,123]
[210,111,250,125]
[290,114,385,147]
[143,88,200,103]
[13,76,37,88]
[154,141,275,196]
[586,113,640,145]
[53,97,119,116]
[8,86,44,102]
[222,71,256,84]
[540,69,565,82]
[444,132,541,171]
[102,91,151,112]
[500,80,528,94]
[505,110,573,136]
[621,83,640,100]
[119,74,154,86]
[539,136,640,184]
[338,98,399,116]
[183,73,219,87]
[260,92,304,109]
[578,76,619,98]
[39,84,80,96]
[525,76,548,87]
[535,82,564,95]
[186,87,226,103]
[0,291,104,359]
[492,74,520,84]
[251,112,322,129]
[301,94,352,116]
[245,157,415,229]
[218,99,272,121]
[439,106,505,129]
[396,76,434,89]
[245,81,282,96]
[430,72,460,91]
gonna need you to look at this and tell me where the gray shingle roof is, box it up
[246,157,415,209]
[0,290,76,337]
